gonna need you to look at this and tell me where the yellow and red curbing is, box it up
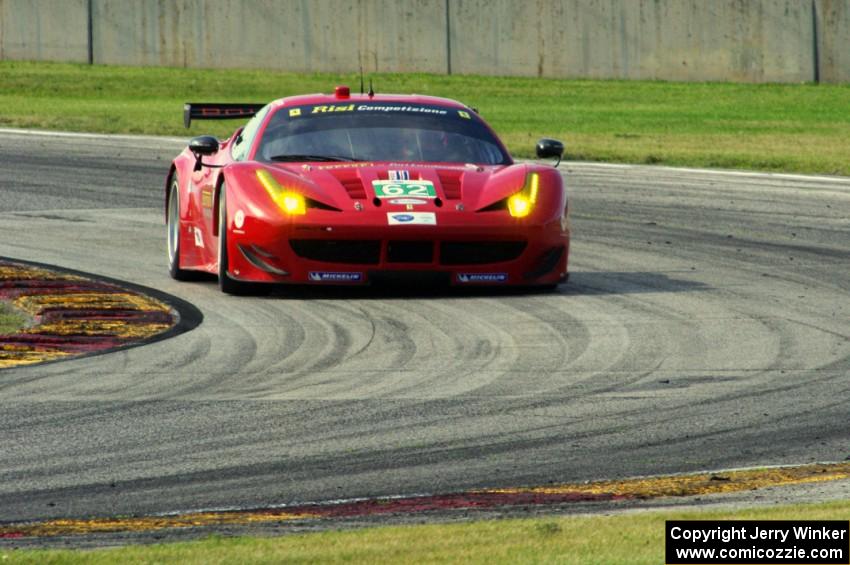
[0,259,177,368]
[2,462,848,539]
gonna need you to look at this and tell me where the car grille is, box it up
[439,241,526,265]
[289,240,526,266]
[290,240,380,264]
[387,241,433,263]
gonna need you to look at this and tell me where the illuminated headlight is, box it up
[507,194,532,217]
[507,172,540,218]
[256,170,306,215]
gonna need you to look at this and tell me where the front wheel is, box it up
[217,185,250,295]
[167,175,194,281]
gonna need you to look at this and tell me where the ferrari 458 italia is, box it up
[166,86,569,293]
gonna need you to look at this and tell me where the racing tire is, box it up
[217,185,249,295]
[167,175,195,281]
[216,185,271,295]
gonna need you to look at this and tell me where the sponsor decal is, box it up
[391,162,467,170]
[457,273,508,283]
[373,180,436,199]
[193,227,205,248]
[308,271,363,282]
[387,212,437,225]
[198,107,254,118]
[355,104,448,116]
[388,170,411,181]
[458,110,471,119]
[312,162,374,170]
[310,104,355,114]
[388,198,429,206]
[234,210,245,229]
[287,104,454,119]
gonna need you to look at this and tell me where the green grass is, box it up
[0,301,26,335]
[2,61,850,174]
[3,501,849,564]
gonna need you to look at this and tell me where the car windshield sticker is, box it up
[286,103,473,120]
[457,273,508,283]
[373,180,436,199]
[308,272,363,282]
[388,170,410,180]
[387,212,437,225]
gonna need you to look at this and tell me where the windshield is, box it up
[255,102,510,165]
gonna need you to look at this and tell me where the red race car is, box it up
[166,86,569,294]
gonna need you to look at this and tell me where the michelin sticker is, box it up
[457,273,508,283]
[308,272,363,282]
[387,212,437,225]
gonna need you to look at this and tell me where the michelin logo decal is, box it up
[309,272,363,282]
[457,273,508,283]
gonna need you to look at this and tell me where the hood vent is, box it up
[438,171,462,200]
[330,171,367,199]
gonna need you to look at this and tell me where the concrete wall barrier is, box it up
[91,0,448,74]
[449,0,817,82]
[0,0,89,62]
[1,0,848,83]
[817,0,850,83]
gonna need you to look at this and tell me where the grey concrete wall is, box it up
[449,0,817,82]
[817,0,850,83]
[1,0,849,83]
[0,0,89,62]
[92,0,448,73]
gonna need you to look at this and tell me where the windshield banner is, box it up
[287,103,474,120]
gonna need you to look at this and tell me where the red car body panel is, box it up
[167,91,569,288]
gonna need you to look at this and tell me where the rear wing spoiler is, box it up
[183,103,265,128]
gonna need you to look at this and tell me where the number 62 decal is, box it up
[372,180,437,199]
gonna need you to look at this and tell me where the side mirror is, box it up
[190,135,219,156]
[189,136,219,171]
[536,138,564,161]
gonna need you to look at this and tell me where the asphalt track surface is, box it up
[0,130,848,524]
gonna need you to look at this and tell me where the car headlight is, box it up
[507,172,539,218]
[256,170,306,215]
